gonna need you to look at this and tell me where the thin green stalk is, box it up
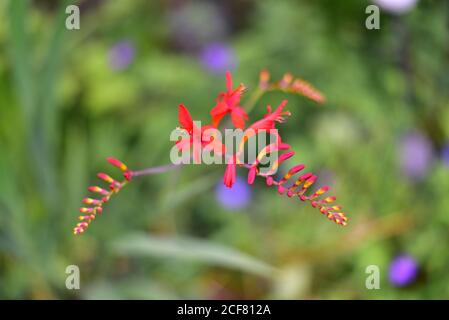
[244,87,265,115]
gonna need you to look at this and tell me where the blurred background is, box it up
[1,0,449,299]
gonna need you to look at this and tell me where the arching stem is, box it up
[131,163,181,177]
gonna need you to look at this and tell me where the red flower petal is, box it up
[223,158,236,188]
[248,100,289,131]
[247,167,257,185]
[230,107,248,129]
[178,104,193,132]
[210,101,229,127]
[225,70,233,92]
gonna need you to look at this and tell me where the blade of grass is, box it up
[8,0,35,123]
[33,0,72,222]
[38,0,71,145]
[112,233,278,279]
[83,279,179,300]
[9,0,71,213]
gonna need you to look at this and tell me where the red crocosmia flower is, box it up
[177,104,225,161]
[238,99,291,150]
[248,99,290,132]
[210,71,248,129]
[74,70,347,236]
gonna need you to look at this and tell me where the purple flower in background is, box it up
[215,176,251,210]
[442,143,449,167]
[389,255,418,286]
[399,131,434,180]
[373,0,419,14]
[108,41,135,71]
[200,42,237,74]
[167,2,228,52]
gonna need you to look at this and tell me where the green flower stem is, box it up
[244,87,265,115]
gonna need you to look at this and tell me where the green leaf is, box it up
[112,233,277,278]
[83,279,178,300]
[8,0,35,121]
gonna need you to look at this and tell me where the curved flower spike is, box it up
[73,157,133,235]
[259,70,326,104]
[248,147,347,226]
[274,166,347,225]
[290,79,326,104]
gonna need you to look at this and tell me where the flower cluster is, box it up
[176,71,347,226]
[74,70,348,235]
[257,156,347,226]
[210,71,248,128]
[73,157,132,235]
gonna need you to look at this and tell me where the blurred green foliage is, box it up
[1,0,449,299]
